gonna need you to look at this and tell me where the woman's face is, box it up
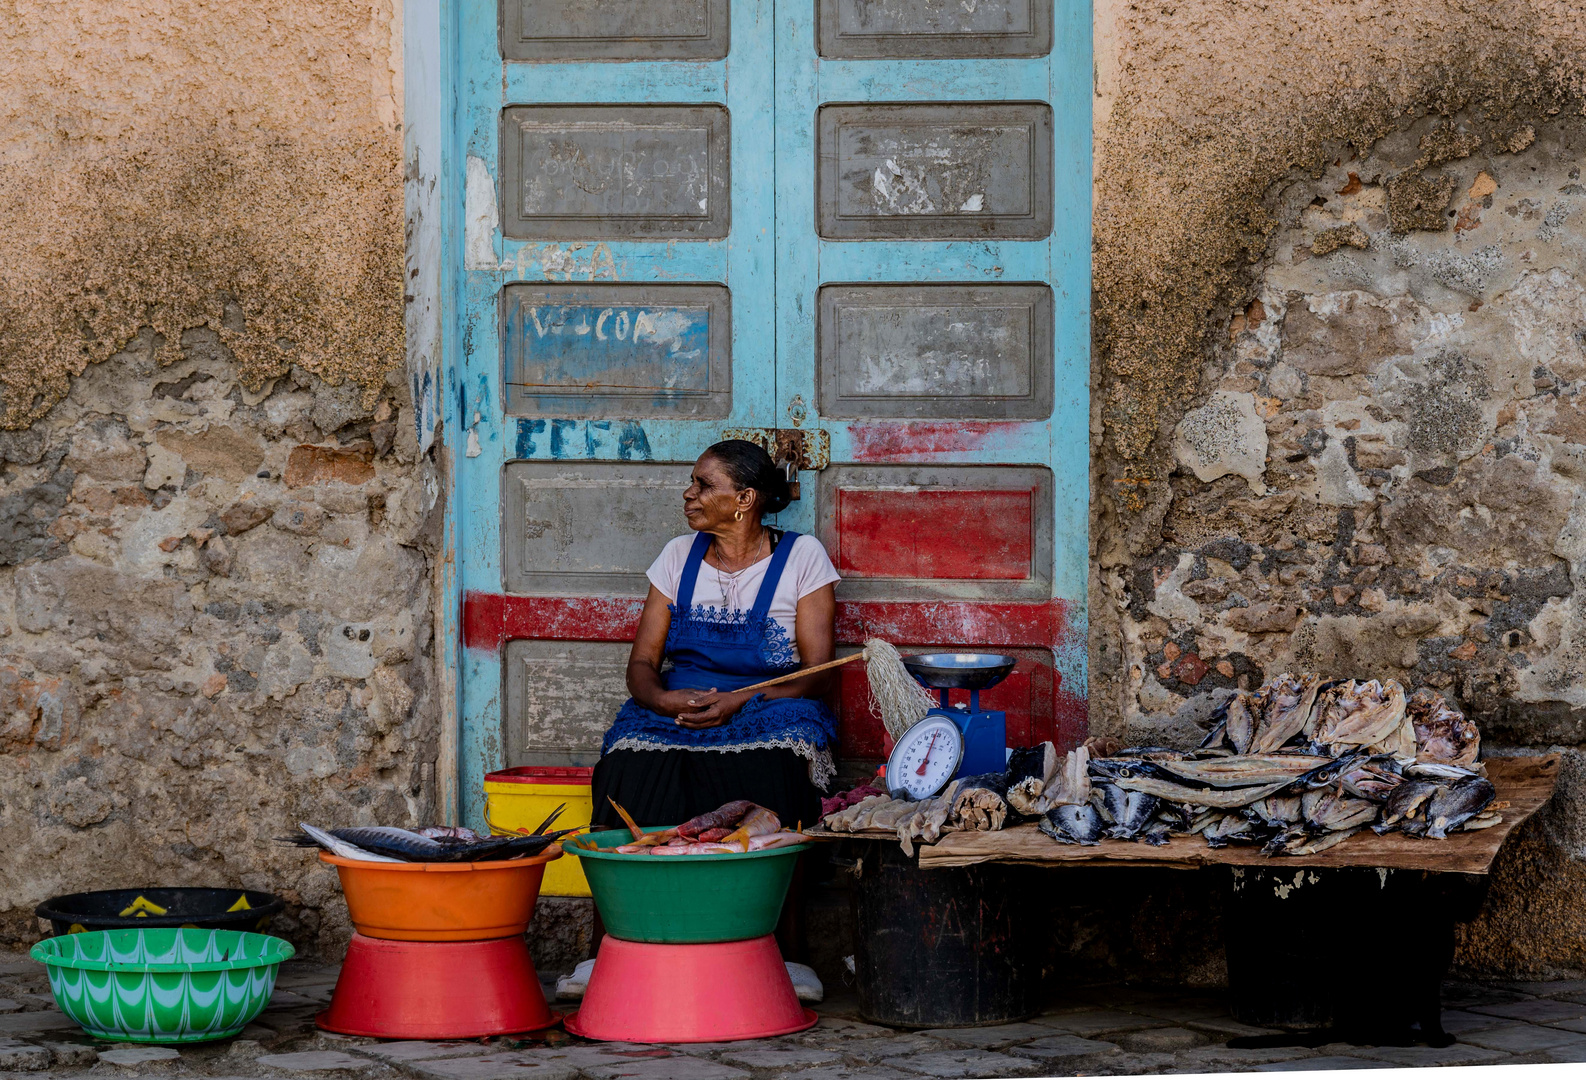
[683,453,754,531]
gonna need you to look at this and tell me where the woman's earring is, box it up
[734,509,744,522]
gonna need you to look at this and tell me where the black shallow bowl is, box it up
[902,652,1018,691]
[35,888,285,938]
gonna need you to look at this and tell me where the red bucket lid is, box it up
[485,766,594,785]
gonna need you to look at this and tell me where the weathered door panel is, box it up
[503,283,732,418]
[776,1,1090,758]
[816,0,1054,59]
[817,283,1054,420]
[502,0,731,62]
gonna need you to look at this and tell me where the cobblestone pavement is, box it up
[6,955,1586,1077]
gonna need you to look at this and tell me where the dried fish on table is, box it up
[951,773,1013,832]
[1246,795,1303,829]
[1204,814,1262,848]
[1090,758,1293,809]
[1091,780,1128,825]
[898,782,959,856]
[1338,757,1404,802]
[1155,754,1332,788]
[1104,789,1161,840]
[824,794,888,832]
[1249,673,1323,752]
[1373,779,1440,833]
[1264,825,1363,856]
[1405,761,1484,780]
[1300,788,1379,832]
[1034,746,1092,812]
[1221,689,1261,754]
[1006,742,1059,815]
[1408,688,1481,767]
[1312,679,1407,755]
[1040,802,1105,845]
[1424,776,1496,839]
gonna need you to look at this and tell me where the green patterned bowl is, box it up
[30,927,294,1043]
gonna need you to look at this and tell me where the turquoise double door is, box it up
[453,1,1090,828]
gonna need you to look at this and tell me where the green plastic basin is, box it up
[31,927,294,1043]
[566,828,810,944]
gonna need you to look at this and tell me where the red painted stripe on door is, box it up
[464,592,1077,651]
[835,488,1034,580]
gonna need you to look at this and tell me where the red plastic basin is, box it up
[564,934,816,1043]
[317,933,556,1039]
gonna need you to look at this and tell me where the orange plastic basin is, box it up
[319,849,561,942]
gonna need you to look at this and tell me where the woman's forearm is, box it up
[627,661,676,714]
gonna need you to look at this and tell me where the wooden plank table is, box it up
[819,755,1559,874]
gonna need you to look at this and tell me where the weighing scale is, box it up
[886,653,1016,800]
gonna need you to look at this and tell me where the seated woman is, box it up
[591,439,840,833]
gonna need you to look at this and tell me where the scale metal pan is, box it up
[901,652,1018,690]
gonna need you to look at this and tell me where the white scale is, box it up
[884,714,965,801]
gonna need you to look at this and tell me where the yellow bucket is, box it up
[483,766,594,897]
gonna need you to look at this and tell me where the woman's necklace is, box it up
[713,531,767,609]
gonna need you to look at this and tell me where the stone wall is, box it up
[0,2,421,958]
[1091,0,1586,977]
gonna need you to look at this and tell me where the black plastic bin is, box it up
[36,887,285,937]
[847,839,1038,1028]
[1224,866,1488,1040]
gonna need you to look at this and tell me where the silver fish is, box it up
[1425,777,1497,839]
[1116,775,1294,808]
[1105,790,1162,840]
[1286,752,1370,792]
[1303,791,1378,832]
[1374,779,1440,833]
[1091,780,1128,824]
[296,823,403,863]
[1246,795,1302,828]
[1204,814,1261,848]
[1273,826,1362,856]
[1250,673,1323,753]
[1157,754,1333,788]
[1225,691,1259,754]
[1405,761,1482,781]
[1041,803,1105,845]
[1338,758,1404,802]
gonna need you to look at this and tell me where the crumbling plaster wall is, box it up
[0,2,430,957]
[1091,0,1586,976]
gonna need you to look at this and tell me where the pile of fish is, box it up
[1035,676,1501,855]
[281,805,575,863]
[573,799,811,855]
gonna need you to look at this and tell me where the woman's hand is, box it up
[675,688,751,729]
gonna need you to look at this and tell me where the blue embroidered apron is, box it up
[601,531,838,788]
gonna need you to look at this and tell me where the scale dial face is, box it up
[886,715,964,801]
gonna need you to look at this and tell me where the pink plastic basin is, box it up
[564,934,816,1043]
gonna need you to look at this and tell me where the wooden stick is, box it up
[733,650,868,695]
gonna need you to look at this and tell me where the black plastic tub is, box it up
[846,839,1038,1028]
[1224,866,1488,1042]
[35,888,285,938]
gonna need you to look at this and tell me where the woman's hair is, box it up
[703,439,793,517]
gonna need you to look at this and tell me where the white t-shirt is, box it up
[647,533,840,662]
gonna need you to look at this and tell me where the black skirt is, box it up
[590,748,822,833]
